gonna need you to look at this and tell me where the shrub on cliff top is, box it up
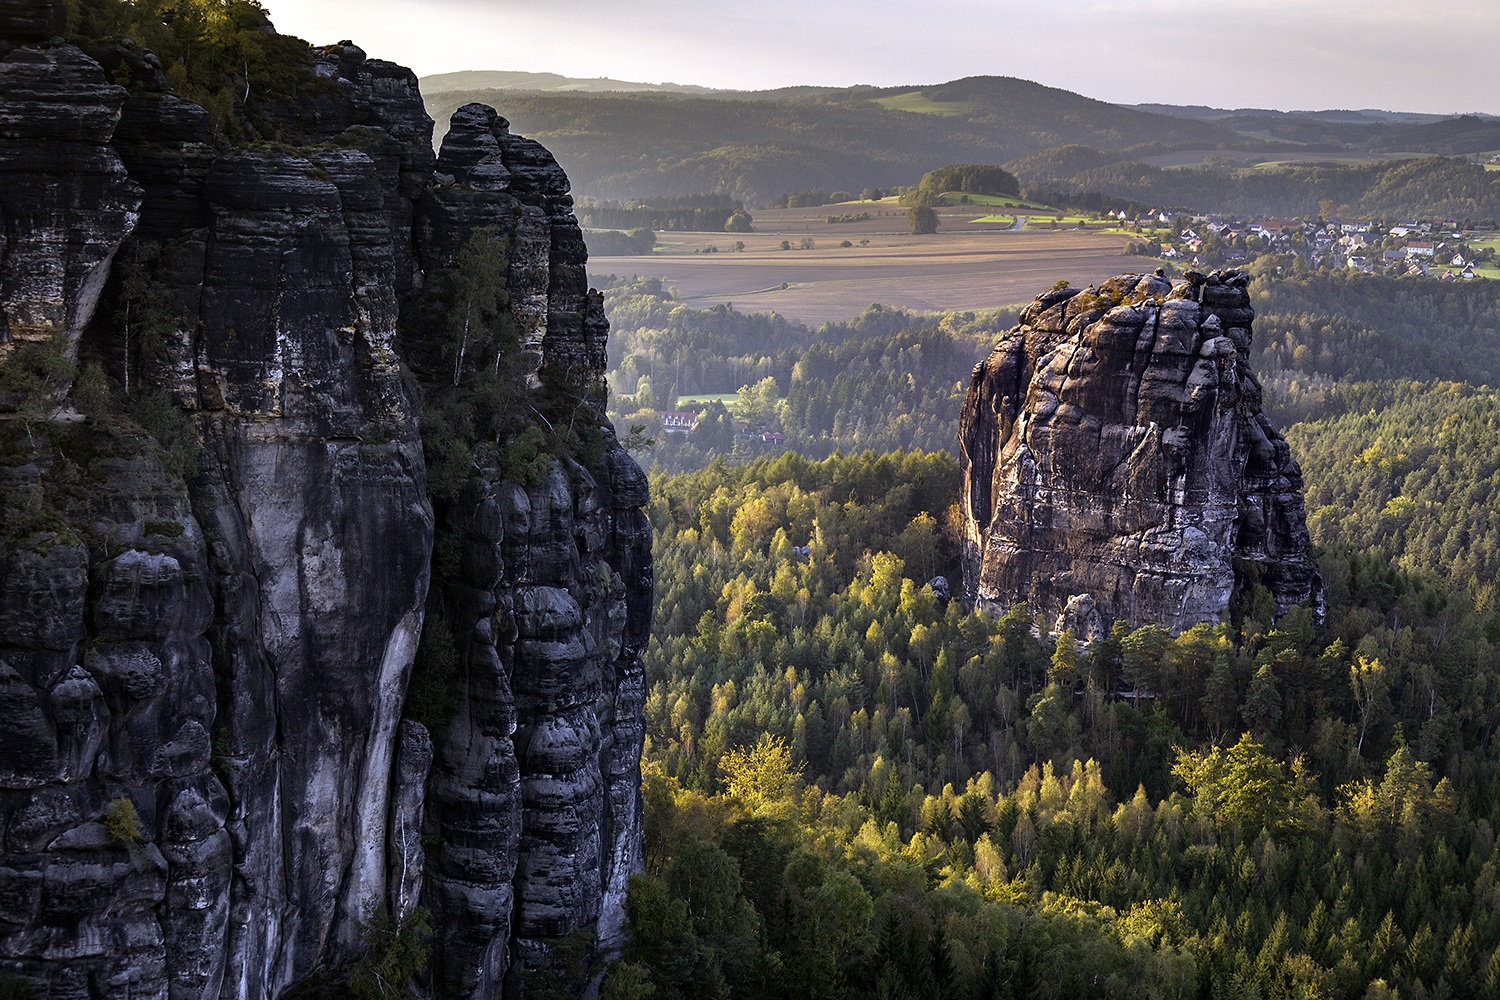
[66,0,332,141]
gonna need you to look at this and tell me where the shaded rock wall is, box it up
[0,42,141,349]
[0,18,647,1000]
[959,269,1321,636]
[415,100,648,998]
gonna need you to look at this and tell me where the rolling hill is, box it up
[419,72,1500,214]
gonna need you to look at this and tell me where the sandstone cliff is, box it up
[959,269,1322,637]
[0,4,647,997]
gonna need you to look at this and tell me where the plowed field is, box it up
[589,203,1137,325]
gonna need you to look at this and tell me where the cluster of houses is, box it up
[1126,209,1493,280]
[656,410,786,444]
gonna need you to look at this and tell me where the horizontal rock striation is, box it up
[960,269,1322,636]
[0,42,141,349]
[0,11,647,1000]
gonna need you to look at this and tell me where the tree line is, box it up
[1009,148,1500,222]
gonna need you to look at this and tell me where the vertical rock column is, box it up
[416,102,650,995]
[180,144,434,993]
[959,270,1321,633]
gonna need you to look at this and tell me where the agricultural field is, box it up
[1139,148,1421,169]
[935,191,1053,209]
[588,209,1135,325]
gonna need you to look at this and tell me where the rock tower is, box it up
[959,269,1322,637]
[0,3,648,996]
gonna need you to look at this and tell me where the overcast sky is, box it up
[267,0,1499,115]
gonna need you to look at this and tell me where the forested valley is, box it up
[600,275,1017,473]
[581,263,1500,1000]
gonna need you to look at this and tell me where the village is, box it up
[1119,210,1499,280]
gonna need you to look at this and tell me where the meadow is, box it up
[872,91,967,116]
[1140,148,1427,169]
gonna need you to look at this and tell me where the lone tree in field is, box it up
[909,205,938,235]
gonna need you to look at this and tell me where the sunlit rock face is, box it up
[959,269,1322,636]
[0,7,648,998]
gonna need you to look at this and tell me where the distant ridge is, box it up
[420,70,725,95]
[1128,103,1499,124]
[418,69,1500,211]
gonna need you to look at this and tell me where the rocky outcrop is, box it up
[960,269,1321,636]
[0,12,647,1000]
[417,102,609,395]
[425,445,649,997]
[409,99,645,995]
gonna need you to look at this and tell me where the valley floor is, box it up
[596,226,1133,326]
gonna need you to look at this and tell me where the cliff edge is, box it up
[959,269,1322,637]
[0,3,648,997]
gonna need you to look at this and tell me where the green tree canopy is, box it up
[908,206,938,235]
[918,163,1020,197]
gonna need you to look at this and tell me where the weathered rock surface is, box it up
[0,42,140,351]
[960,269,1322,634]
[417,102,609,395]
[0,9,647,999]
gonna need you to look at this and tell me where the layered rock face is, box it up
[0,41,140,348]
[415,102,646,998]
[960,270,1321,636]
[0,12,647,1000]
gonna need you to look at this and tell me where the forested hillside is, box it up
[1250,259,1500,398]
[1009,150,1500,221]
[419,79,1232,206]
[600,276,1017,472]
[572,253,1500,1000]
[420,72,1500,212]
[597,448,1500,1000]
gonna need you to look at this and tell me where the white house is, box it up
[659,411,699,433]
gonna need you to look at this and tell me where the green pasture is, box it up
[873,92,966,116]
[939,192,1051,209]
[1439,263,1499,280]
[967,215,1016,225]
[676,393,741,405]
[1235,130,1305,145]
[1024,215,1092,228]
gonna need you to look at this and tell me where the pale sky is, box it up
[267,0,1500,115]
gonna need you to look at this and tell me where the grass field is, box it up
[1141,148,1427,170]
[676,393,741,405]
[1024,215,1093,228]
[968,215,1016,225]
[588,227,1135,326]
[1456,236,1500,277]
[937,192,1051,209]
[873,92,966,116]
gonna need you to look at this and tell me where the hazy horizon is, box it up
[267,0,1499,117]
